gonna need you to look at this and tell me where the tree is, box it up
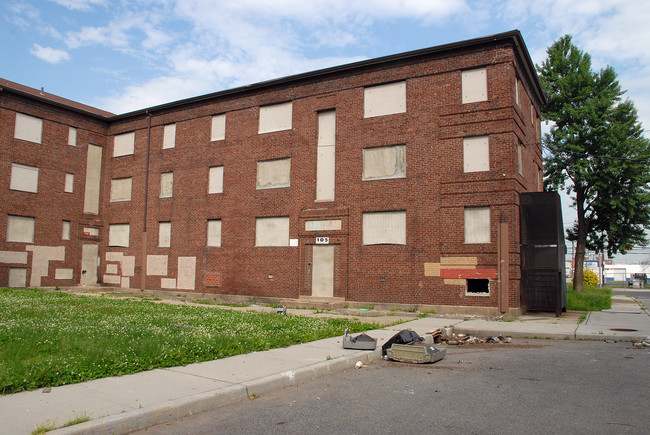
[537,35,650,291]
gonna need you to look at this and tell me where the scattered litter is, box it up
[276,305,287,315]
[632,341,648,348]
[425,329,512,345]
[355,361,363,369]
[343,328,377,350]
[456,360,472,364]
[42,388,51,393]
[604,339,616,344]
[383,330,446,364]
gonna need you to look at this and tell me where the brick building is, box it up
[0,30,545,315]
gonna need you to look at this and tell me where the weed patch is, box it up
[566,285,612,311]
[0,288,381,394]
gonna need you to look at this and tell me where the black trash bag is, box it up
[381,329,425,356]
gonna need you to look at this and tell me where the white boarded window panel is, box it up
[110,178,132,202]
[160,172,173,198]
[257,158,291,189]
[10,163,39,193]
[208,166,224,194]
[258,102,292,134]
[211,114,226,141]
[518,143,523,175]
[364,81,406,118]
[108,224,130,247]
[316,110,336,201]
[462,68,487,104]
[6,215,35,243]
[516,79,520,105]
[113,132,135,157]
[362,211,406,245]
[14,113,43,144]
[8,268,27,287]
[158,222,171,248]
[62,221,71,240]
[207,219,222,247]
[363,145,406,180]
[463,136,489,173]
[163,124,176,149]
[68,127,77,146]
[65,173,74,193]
[255,217,289,247]
[305,220,341,231]
[465,207,490,244]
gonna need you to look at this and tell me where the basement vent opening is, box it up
[467,279,489,294]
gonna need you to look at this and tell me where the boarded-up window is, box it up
[211,114,226,141]
[68,127,77,146]
[6,215,35,243]
[464,207,490,244]
[518,143,523,175]
[114,132,135,157]
[364,81,406,118]
[108,223,130,247]
[207,219,222,247]
[10,163,39,193]
[362,211,406,245]
[158,222,171,248]
[64,173,74,193]
[8,268,27,287]
[317,110,336,201]
[259,102,292,134]
[110,178,132,202]
[463,136,489,173]
[515,79,520,106]
[163,124,176,149]
[160,172,173,198]
[62,220,71,240]
[257,158,291,189]
[462,68,487,104]
[14,113,43,144]
[208,166,224,194]
[255,217,289,247]
[363,145,406,180]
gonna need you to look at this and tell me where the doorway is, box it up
[311,245,334,297]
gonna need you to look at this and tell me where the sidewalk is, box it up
[1,295,648,435]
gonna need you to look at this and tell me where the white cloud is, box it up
[49,0,107,11]
[30,44,70,64]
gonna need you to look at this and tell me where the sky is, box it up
[2,0,650,261]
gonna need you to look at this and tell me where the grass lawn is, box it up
[0,288,384,395]
[566,284,612,312]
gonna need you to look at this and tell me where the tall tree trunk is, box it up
[573,188,587,292]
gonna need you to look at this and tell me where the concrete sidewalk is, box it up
[1,296,648,435]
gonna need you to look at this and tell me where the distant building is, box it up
[0,30,545,315]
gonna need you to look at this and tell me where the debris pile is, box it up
[426,329,512,345]
[382,330,446,364]
[343,328,377,350]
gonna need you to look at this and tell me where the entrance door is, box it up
[80,244,98,285]
[312,245,334,297]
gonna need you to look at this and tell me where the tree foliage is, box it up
[537,35,650,290]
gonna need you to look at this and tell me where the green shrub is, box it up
[572,269,599,287]
[566,284,612,311]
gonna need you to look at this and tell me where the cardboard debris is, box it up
[425,329,512,345]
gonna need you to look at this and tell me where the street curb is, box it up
[49,350,381,435]
[454,326,646,342]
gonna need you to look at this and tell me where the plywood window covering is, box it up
[464,207,490,244]
[158,222,171,248]
[463,136,489,173]
[461,68,487,104]
[207,219,222,247]
[6,215,35,243]
[258,102,292,134]
[163,124,176,149]
[14,113,43,144]
[255,217,289,247]
[316,110,336,201]
[160,172,173,198]
[64,173,74,193]
[108,223,130,247]
[518,143,523,175]
[62,220,71,240]
[363,145,406,180]
[10,163,39,193]
[256,158,291,189]
[362,211,406,245]
[363,81,406,118]
[110,178,132,202]
[208,166,224,194]
[211,114,226,141]
[114,132,135,157]
[68,127,77,146]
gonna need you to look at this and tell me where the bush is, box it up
[566,284,612,311]
[571,269,599,287]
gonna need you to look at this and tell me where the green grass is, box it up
[0,288,382,395]
[566,284,612,311]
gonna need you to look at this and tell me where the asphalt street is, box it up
[131,340,649,435]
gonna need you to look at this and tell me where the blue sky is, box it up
[2,0,650,258]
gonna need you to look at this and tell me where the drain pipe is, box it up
[141,110,152,291]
